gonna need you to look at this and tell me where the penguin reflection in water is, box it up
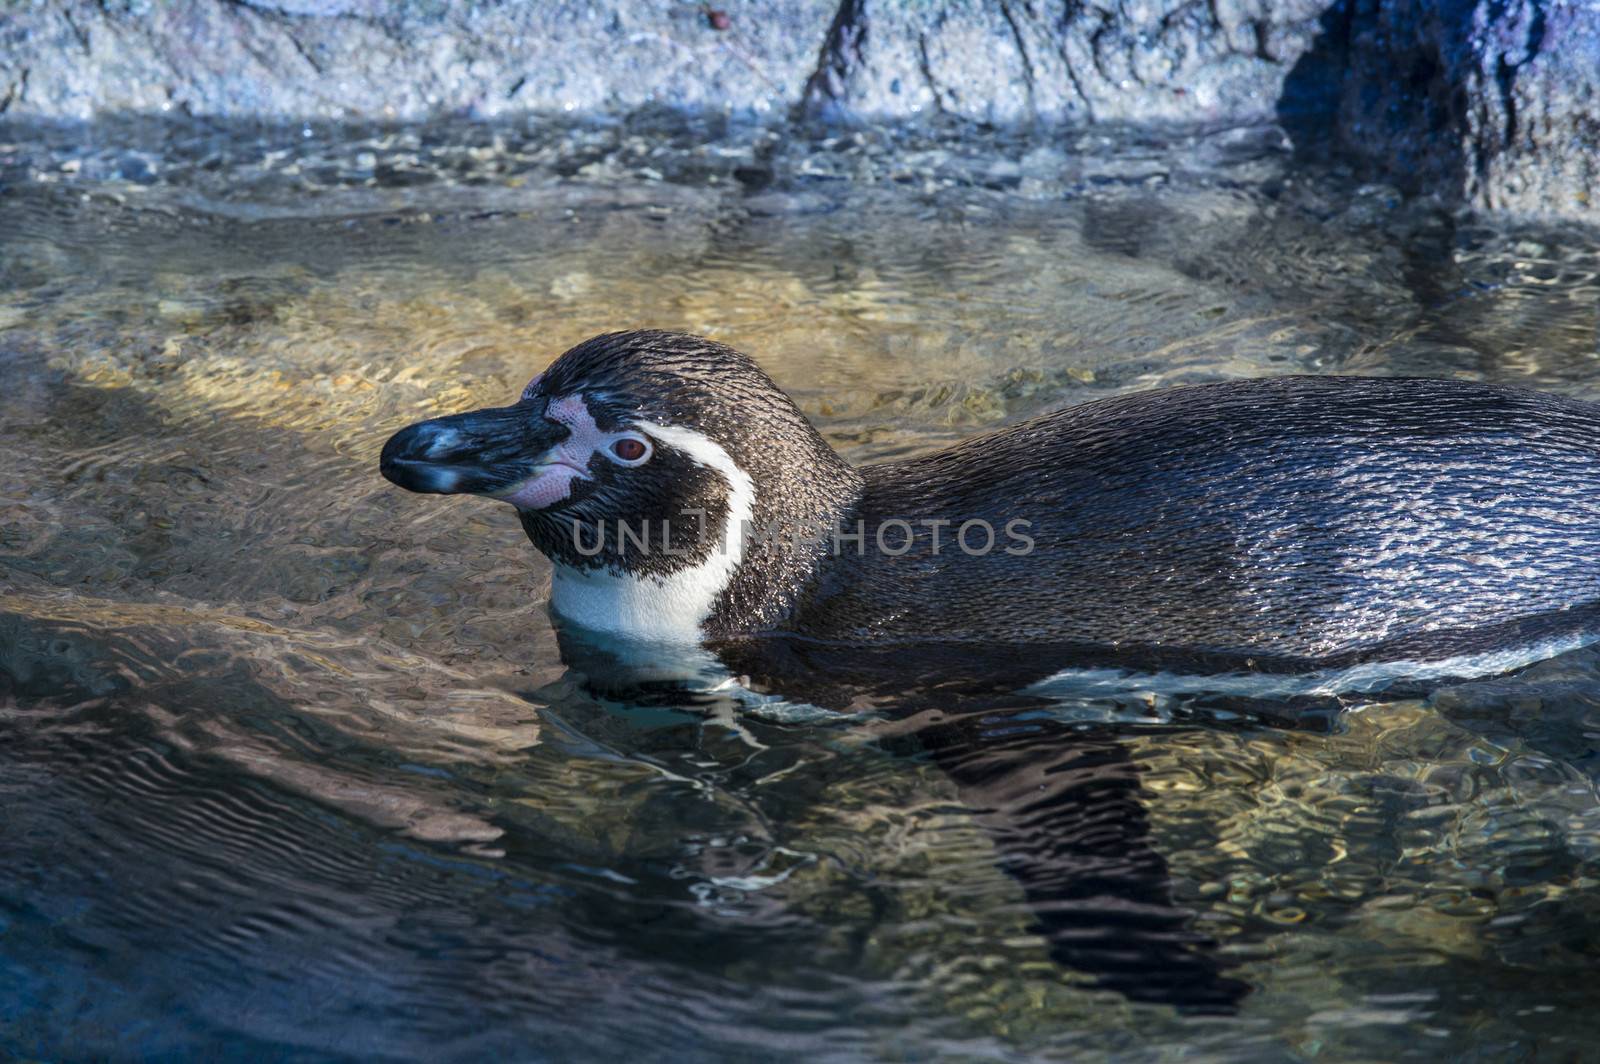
[383,330,1600,1009]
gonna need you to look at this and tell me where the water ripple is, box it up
[3,127,1600,1058]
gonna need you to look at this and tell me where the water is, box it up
[2,115,1599,1060]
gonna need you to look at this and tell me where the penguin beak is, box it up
[380,405,572,497]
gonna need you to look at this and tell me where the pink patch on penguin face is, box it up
[502,464,584,510]
[499,392,638,511]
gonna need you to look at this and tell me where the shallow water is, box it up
[3,116,1600,1060]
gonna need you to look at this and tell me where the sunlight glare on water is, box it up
[1,116,1598,1060]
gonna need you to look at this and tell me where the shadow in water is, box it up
[911,708,1249,1011]
[559,627,1301,1012]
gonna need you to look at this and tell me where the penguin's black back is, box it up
[792,376,1600,669]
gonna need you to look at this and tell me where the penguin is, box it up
[378,329,1600,1010]
[381,329,1600,686]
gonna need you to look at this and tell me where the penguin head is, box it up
[380,330,862,640]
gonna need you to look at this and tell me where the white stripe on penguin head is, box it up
[548,421,756,644]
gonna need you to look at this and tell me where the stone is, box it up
[801,0,1330,126]
[2,0,1598,222]
[1282,0,1600,221]
[0,0,839,121]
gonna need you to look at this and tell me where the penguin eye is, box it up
[610,437,650,464]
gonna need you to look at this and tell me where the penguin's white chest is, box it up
[549,562,725,643]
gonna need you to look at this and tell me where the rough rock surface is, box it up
[1,0,1597,221]
[801,0,1330,125]
[1320,0,1600,220]
[0,0,839,120]
[0,0,1327,126]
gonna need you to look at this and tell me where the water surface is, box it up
[2,116,1599,1060]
